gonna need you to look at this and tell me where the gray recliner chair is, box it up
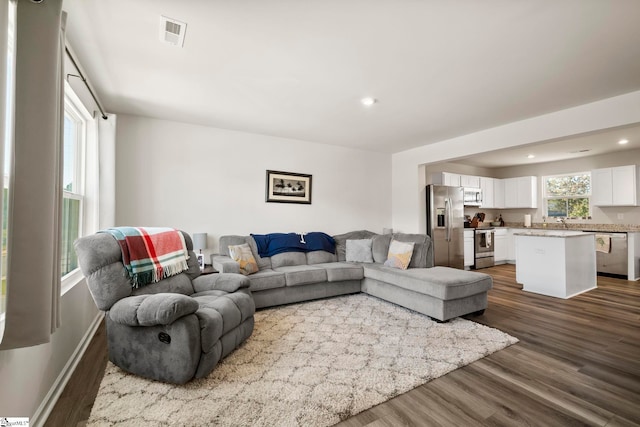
[74,231,255,384]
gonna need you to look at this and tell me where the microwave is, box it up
[464,188,483,206]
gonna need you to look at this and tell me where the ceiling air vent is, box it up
[159,15,187,47]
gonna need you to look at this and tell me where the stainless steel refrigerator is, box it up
[426,184,464,269]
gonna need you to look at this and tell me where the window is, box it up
[1,0,16,321]
[61,97,87,277]
[543,172,591,219]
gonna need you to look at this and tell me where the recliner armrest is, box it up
[192,273,250,293]
[109,293,199,326]
[211,255,240,274]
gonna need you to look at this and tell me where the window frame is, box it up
[542,171,592,219]
[0,0,16,327]
[61,83,94,289]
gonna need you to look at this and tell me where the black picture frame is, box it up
[265,170,312,204]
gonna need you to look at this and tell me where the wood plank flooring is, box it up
[45,265,640,426]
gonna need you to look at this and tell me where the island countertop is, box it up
[503,222,640,233]
[512,230,596,238]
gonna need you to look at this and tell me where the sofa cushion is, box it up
[228,243,259,275]
[346,239,374,263]
[392,233,431,268]
[193,292,255,352]
[273,265,328,287]
[271,251,308,268]
[363,265,492,300]
[132,273,194,297]
[384,240,415,270]
[246,268,286,291]
[306,250,337,265]
[372,234,392,263]
[333,230,378,262]
[193,304,224,352]
[314,262,364,282]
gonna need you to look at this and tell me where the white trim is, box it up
[30,310,103,427]
[60,267,83,295]
[64,81,92,121]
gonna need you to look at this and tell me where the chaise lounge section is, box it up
[213,230,492,321]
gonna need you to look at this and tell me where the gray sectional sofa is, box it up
[213,230,492,322]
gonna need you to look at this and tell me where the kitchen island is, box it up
[514,230,596,299]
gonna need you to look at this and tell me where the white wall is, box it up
[392,90,640,233]
[495,148,640,225]
[116,115,392,259]
[0,281,100,424]
[423,148,640,226]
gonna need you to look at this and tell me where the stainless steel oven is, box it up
[474,228,495,269]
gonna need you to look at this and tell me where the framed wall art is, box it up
[265,170,312,204]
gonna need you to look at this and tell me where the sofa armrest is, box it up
[109,294,199,326]
[212,255,240,274]
[192,273,250,293]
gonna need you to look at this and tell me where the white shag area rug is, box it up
[88,294,518,426]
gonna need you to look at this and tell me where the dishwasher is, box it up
[594,232,628,277]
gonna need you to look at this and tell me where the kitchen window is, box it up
[543,172,591,219]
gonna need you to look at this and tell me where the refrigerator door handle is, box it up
[445,198,451,241]
[449,197,454,241]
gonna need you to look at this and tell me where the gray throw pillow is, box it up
[345,239,374,263]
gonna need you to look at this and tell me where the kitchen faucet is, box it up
[556,217,568,229]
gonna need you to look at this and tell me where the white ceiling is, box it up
[455,123,640,168]
[63,0,640,159]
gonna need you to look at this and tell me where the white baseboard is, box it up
[31,312,104,427]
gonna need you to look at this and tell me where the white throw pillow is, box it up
[345,239,374,263]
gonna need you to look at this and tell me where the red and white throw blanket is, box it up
[104,227,189,288]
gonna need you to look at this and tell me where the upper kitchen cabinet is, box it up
[504,176,538,208]
[494,178,505,209]
[432,172,461,187]
[591,165,639,206]
[460,174,480,188]
[480,177,496,208]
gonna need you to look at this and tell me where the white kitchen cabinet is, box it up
[591,165,638,206]
[460,174,480,188]
[504,176,537,208]
[432,172,461,187]
[494,228,508,264]
[480,177,495,208]
[494,178,505,209]
[464,230,474,269]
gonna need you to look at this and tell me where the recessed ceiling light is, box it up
[361,97,377,107]
[618,139,629,145]
[527,154,535,159]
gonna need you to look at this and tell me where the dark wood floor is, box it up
[45,264,640,427]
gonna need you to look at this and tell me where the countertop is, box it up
[501,222,640,233]
[513,230,594,238]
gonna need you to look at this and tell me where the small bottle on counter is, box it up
[542,216,547,228]
[498,214,504,227]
